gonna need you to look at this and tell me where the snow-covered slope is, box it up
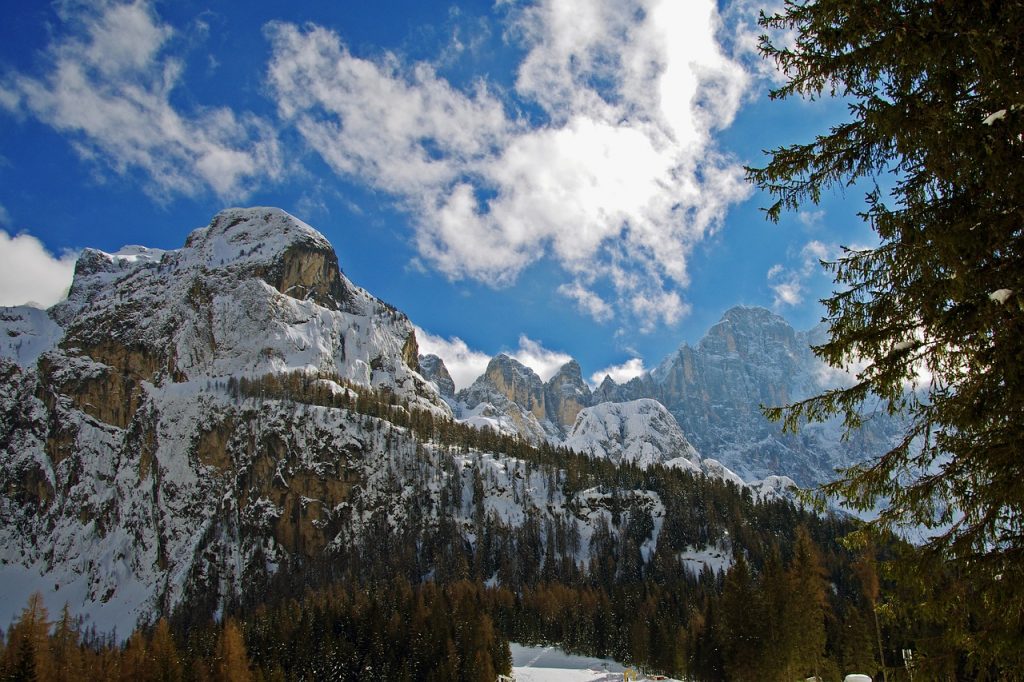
[564,399,700,470]
[0,207,451,634]
[0,305,63,366]
[45,207,442,411]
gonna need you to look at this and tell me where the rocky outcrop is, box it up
[544,360,591,431]
[481,354,546,421]
[419,354,455,399]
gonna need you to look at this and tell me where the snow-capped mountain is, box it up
[563,399,700,470]
[440,306,897,488]
[455,353,558,442]
[0,208,452,634]
[451,357,710,475]
[642,306,901,486]
[0,207,762,640]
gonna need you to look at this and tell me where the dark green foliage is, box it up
[749,0,1024,672]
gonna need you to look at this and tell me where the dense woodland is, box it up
[0,374,982,680]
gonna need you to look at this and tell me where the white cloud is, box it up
[768,271,803,307]
[0,230,77,307]
[768,240,834,308]
[798,209,826,230]
[414,326,492,392]
[0,204,10,226]
[590,357,646,386]
[557,281,613,322]
[265,0,752,333]
[508,335,572,381]
[719,0,794,86]
[630,288,690,332]
[1,0,280,199]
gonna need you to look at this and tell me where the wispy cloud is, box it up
[557,281,613,322]
[265,0,752,332]
[0,230,77,307]
[0,0,280,200]
[767,240,833,308]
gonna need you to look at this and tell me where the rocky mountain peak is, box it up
[701,305,799,359]
[476,354,546,421]
[183,207,353,311]
[419,354,455,399]
[544,360,591,431]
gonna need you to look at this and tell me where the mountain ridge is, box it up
[0,207,779,638]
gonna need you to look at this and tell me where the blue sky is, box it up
[0,0,876,389]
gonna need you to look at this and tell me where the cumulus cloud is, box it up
[265,0,752,332]
[589,357,646,386]
[798,209,826,230]
[0,0,280,199]
[768,240,833,308]
[414,326,492,392]
[0,230,77,307]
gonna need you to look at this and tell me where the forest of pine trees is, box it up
[0,372,982,679]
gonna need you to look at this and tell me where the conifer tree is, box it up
[52,604,84,682]
[5,593,54,682]
[213,619,252,682]
[120,630,151,682]
[720,553,765,680]
[148,618,182,682]
[749,0,1024,669]
[786,526,829,679]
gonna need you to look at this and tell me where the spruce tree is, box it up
[786,527,829,679]
[749,0,1024,670]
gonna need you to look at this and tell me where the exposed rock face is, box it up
[480,354,547,421]
[544,360,592,432]
[455,354,560,442]
[607,306,901,485]
[564,399,700,469]
[419,354,455,399]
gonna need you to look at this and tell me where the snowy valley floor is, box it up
[510,643,682,681]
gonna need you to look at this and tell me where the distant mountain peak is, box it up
[419,353,455,399]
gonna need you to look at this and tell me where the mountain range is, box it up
[424,306,900,488]
[0,207,894,636]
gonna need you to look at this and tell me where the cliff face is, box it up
[644,306,901,485]
[544,360,592,432]
[418,354,455,399]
